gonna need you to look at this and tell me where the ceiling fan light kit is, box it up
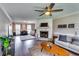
[45,12,51,16]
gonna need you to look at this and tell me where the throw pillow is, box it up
[59,35,67,42]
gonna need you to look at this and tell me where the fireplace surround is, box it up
[36,18,53,40]
[40,31,48,38]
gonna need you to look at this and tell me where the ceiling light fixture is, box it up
[45,12,51,16]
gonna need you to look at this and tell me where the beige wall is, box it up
[12,22,16,32]
[20,23,27,31]
[53,13,79,35]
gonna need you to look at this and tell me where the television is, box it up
[40,23,48,27]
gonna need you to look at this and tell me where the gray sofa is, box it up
[55,35,79,54]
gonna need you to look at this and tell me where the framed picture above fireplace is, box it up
[40,23,48,27]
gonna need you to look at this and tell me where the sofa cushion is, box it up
[72,41,79,46]
[69,43,79,52]
[59,35,67,42]
[66,36,72,43]
[71,38,79,46]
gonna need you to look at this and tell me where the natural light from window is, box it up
[27,25,31,34]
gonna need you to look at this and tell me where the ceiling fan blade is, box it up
[34,10,44,12]
[45,6,48,9]
[39,13,45,16]
[49,3,55,9]
[52,9,63,12]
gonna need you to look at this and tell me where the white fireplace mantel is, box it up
[36,18,53,40]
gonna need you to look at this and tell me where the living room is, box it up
[0,3,79,56]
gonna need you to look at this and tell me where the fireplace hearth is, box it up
[40,31,48,38]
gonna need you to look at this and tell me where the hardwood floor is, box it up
[41,42,70,56]
[0,36,78,56]
[0,43,2,56]
[14,36,77,56]
[15,36,37,56]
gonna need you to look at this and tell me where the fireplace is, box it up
[40,31,48,38]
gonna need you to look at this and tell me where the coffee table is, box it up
[41,42,70,56]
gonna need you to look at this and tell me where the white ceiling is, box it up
[1,3,79,20]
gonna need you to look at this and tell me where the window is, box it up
[27,25,32,34]
[9,24,12,35]
[68,24,74,28]
[16,24,20,35]
[58,24,67,28]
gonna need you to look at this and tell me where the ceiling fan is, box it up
[34,3,63,16]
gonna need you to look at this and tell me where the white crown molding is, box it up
[13,19,37,23]
[0,4,12,22]
[54,11,79,20]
